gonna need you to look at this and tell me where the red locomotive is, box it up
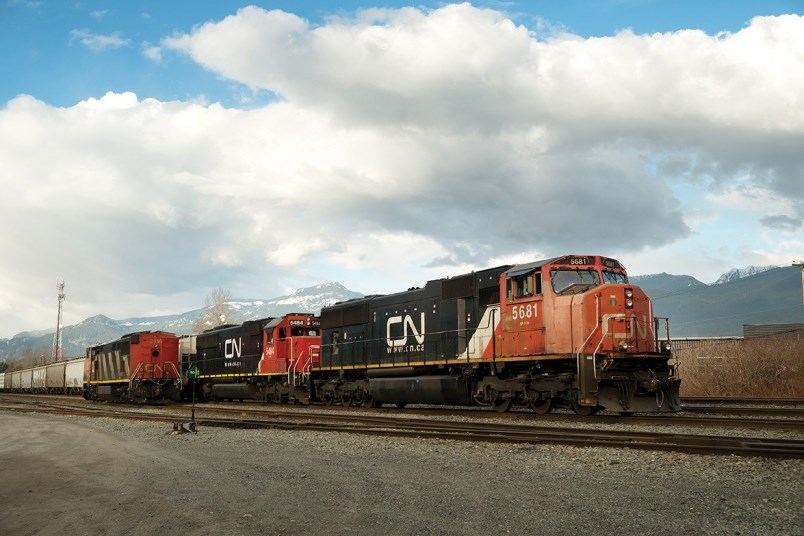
[83,331,182,403]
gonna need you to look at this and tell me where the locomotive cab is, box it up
[259,314,322,377]
[497,255,680,413]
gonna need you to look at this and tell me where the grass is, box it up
[675,335,804,397]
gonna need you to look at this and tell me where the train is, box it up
[1,254,682,414]
[2,332,183,404]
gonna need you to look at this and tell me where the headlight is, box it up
[661,341,672,353]
[625,288,633,298]
[618,341,629,351]
[625,298,634,308]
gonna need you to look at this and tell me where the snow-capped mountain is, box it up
[713,265,778,285]
[0,282,363,363]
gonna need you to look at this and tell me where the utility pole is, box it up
[51,280,65,363]
[794,262,804,312]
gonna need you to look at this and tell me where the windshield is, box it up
[550,268,600,294]
[602,270,628,284]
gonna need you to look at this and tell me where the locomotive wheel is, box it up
[529,398,553,415]
[491,397,512,413]
[362,394,378,408]
[572,402,599,416]
[341,393,353,407]
[322,392,335,406]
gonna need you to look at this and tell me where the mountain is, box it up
[633,266,804,337]
[0,282,362,363]
[630,273,707,295]
[3,269,803,363]
[713,265,778,285]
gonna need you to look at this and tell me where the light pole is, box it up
[794,261,804,311]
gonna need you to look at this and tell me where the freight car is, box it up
[83,331,182,403]
[1,357,85,395]
[314,254,680,414]
[183,313,321,402]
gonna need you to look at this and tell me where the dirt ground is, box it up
[1,412,801,536]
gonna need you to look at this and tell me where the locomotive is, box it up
[82,331,183,403]
[314,254,680,414]
[182,313,321,403]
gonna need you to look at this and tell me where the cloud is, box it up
[69,29,131,51]
[2,5,803,336]
[151,6,804,215]
[760,215,802,231]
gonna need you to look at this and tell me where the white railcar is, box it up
[64,358,85,394]
[46,362,67,392]
[32,365,48,392]
[19,369,32,390]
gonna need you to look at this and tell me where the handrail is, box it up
[576,294,602,381]
[288,344,321,386]
[576,294,602,356]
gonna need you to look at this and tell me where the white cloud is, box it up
[69,29,131,51]
[2,5,803,337]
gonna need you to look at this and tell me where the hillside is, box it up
[0,282,362,362]
[2,267,803,363]
[635,266,804,337]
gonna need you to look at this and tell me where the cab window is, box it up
[506,271,541,300]
[550,268,600,294]
[602,270,628,284]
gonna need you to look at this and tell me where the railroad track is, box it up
[2,398,803,459]
[219,399,804,430]
[194,402,804,431]
[3,393,804,429]
[681,396,804,406]
[681,405,804,418]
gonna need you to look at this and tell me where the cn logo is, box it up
[224,337,242,359]
[386,313,425,348]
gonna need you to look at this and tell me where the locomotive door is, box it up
[501,269,545,356]
[276,327,290,373]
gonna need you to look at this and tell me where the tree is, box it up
[193,287,236,333]
[5,347,51,372]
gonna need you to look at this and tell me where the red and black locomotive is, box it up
[314,254,680,414]
[82,331,182,404]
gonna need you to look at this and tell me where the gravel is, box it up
[1,411,802,536]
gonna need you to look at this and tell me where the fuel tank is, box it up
[209,383,262,401]
[369,375,472,405]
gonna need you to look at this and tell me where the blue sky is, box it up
[1,0,803,337]
[3,1,800,107]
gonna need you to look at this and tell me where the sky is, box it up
[1,0,803,338]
